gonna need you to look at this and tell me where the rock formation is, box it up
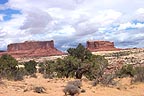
[87,40,120,52]
[7,41,54,51]
[0,40,122,59]
[0,40,64,58]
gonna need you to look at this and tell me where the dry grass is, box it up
[1,48,144,96]
[0,73,144,96]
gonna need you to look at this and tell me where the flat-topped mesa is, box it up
[3,40,64,58]
[87,40,120,52]
[8,40,54,51]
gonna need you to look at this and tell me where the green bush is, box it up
[67,44,108,80]
[100,74,117,86]
[13,68,25,81]
[37,43,110,84]
[84,55,108,80]
[117,64,144,83]
[133,66,144,82]
[67,43,92,61]
[0,54,18,80]
[44,44,108,80]
[39,60,57,78]
[24,60,37,75]
[55,56,80,78]
[117,64,136,78]
[38,62,45,74]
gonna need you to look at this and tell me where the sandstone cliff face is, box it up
[87,40,120,52]
[0,40,64,58]
[8,41,54,51]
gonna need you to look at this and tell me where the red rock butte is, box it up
[87,40,121,52]
[0,40,64,58]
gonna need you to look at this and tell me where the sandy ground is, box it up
[0,74,144,96]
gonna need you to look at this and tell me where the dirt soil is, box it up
[0,73,144,96]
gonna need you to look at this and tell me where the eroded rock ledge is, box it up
[0,40,64,58]
[87,40,121,52]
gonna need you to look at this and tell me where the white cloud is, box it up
[118,22,144,30]
[136,8,144,14]
[0,14,4,21]
[134,8,144,22]
[20,8,53,34]
[0,0,144,50]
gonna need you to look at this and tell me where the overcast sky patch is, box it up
[0,0,144,51]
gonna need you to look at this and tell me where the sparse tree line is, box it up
[0,54,37,81]
[0,43,144,84]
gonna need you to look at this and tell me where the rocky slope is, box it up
[0,40,64,58]
[93,48,144,74]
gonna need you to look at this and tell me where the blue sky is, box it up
[0,0,144,51]
[0,0,8,4]
[0,8,20,21]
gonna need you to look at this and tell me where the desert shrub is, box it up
[55,56,80,78]
[0,54,19,80]
[24,60,37,75]
[92,74,116,86]
[54,58,65,78]
[38,62,45,74]
[63,79,82,96]
[39,60,57,78]
[37,43,109,81]
[133,66,144,82]
[44,60,56,77]
[67,43,92,61]
[63,84,80,96]
[112,51,131,58]
[100,74,117,86]
[68,80,82,88]
[50,44,108,80]
[116,64,144,83]
[84,55,108,80]
[13,68,26,81]
[117,64,135,78]
[43,73,53,79]
[30,74,37,78]
[58,49,108,79]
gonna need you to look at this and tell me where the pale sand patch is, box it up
[0,74,144,96]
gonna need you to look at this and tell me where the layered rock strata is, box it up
[0,40,64,58]
[87,40,120,52]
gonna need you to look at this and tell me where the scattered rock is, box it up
[81,89,86,93]
[34,86,46,93]
[116,86,127,90]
